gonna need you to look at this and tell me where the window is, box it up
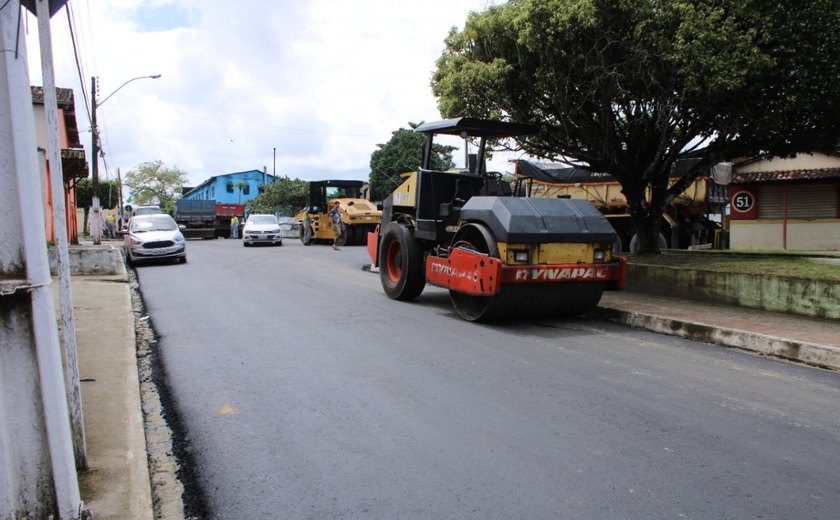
[226,183,234,193]
[258,185,265,194]
[243,185,250,195]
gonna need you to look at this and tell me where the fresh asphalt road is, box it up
[135,238,840,519]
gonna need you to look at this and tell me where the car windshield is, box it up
[135,207,162,215]
[132,216,177,232]
[248,216,277,225]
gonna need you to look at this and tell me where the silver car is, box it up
[124,214,187,266]
[242,214,283,246]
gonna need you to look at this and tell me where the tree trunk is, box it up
[625,178,667,254]
[82,207,90,237]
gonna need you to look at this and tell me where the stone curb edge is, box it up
[594,306,840,372]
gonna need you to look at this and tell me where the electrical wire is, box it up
[65,3,91,124]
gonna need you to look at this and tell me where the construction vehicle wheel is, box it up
[455,283,605,322]
[336,224,348,247]
[448,223,606,321]
[300,224,312,246]
[345,226,357,246]
[379,222,425,301]
[448,223,502,321]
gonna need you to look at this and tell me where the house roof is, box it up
[30,86,84,148]
[31,86,89,182]
[732,168,840,184]
[61,149,88,182]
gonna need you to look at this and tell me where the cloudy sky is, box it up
[24,0,508,189]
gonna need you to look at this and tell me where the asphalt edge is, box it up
[130,273,187,520]
[594,306,840,372]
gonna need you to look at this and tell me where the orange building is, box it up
[30,86,88,244]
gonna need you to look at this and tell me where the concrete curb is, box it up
[595,306,840,371]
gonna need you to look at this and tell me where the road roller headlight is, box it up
[513,250,529,263]
[594,249,606,262]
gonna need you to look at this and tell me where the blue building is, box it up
[182,169,278,204]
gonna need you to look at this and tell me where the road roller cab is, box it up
[367,117,626,321]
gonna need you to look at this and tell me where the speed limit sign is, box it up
[732,190,755,213]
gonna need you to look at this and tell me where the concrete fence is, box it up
[48,244,125,276]
[626,262,840,320]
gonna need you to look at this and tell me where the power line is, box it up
[65,3,91,124]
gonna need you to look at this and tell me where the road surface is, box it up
[135,238,840,519]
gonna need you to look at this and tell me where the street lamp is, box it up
[90,74,161,244]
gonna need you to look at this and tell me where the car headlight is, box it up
[593,249,606,262]
[174,233,185,243]
[129,237,143,246]
[271,228,281,234]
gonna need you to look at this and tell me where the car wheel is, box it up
[180,255,187,264]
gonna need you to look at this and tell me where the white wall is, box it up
[731,220,840,251]
[738,153,840,173]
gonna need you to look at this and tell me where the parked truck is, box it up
[175,200,245,239]
[514,160,730,252]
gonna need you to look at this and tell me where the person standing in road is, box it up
[330,200,342,250]
[301,207,313,245]
[105,214,116,239]
[230,215,240,239]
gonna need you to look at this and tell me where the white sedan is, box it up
[242,214,283,246]
[123,214,187,266]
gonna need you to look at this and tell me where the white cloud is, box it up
[25,0,507,189]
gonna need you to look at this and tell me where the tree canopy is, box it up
[124,160,189,214]
[246,176,308,216]
[369,122,456,201]
[432,0,840,252]
[76,178,120,236]
[76,178,119,210]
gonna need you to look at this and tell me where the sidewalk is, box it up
[56,272,155,519]
[596,291,840,371]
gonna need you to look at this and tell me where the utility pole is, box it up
[2,2,83,517]
[117,167,124,230]
[90,74,161,244]
[91,76,102,244]
[38,0,86,472]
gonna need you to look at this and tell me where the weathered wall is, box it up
[731,220,840,251]
[626,262,840,320]
[48,245,124,276]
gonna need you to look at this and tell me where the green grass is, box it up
[630,252,840,282]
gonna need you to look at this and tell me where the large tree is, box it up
[246,176,308,216]
[369,122,456,201]
[432,0,840,252]
[124,160,189,215]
